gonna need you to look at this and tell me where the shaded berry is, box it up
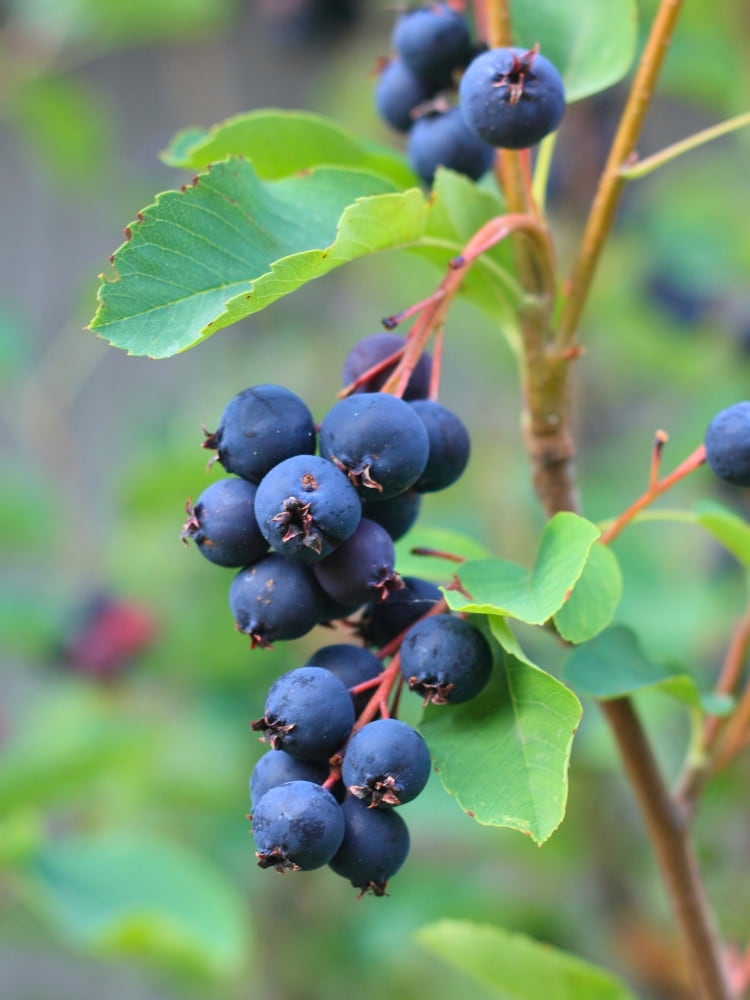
[229,555,324,647]
[250,750,329,809]
[203,384,315,484]
[407,108,495,185]
[375,57,441,133]
[342,332,432,401]
[459,46,565,149]
[704,402,750,487]
[400,612,492,704]
[362,490,421,541]
[181,477,269,568]
[314,518,404,607]
[329,796,410,895]
[252,780,345,872]
[358,575,442,648]
[409,399,471,492]
[307,643,383,714]
[392,3,472,84]
[342,718,431,807]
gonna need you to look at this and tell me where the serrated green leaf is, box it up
[395,526,490,582]
[554,543,622,643]
[421,648,581,844]
[161,109,416,188]
[30,831,249,977]
[563,625,720,712]
[511,0,638,103]
[445,513,599,624]
[416,920,637,1000]
[693,499,750,568]
[90,161,414,357]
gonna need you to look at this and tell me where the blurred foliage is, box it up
[1,2,750,1000]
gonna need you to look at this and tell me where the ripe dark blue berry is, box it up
[329,796,410,895]
[392,3,472,84]
[342,718,431,807]
[203,384,316,484]
[459,46,565,149]
[407,108,495,186]
[319,393,430,500]
[252,780,345,872]
[375,57,441,132]
[400,612,492,704]
[229,554,324,647]
[704,402,750,487]
[306,644,383,714]
[358,575,442,648]
[362,490,421,541]
[409,399,471,492]
[250,750,329,809]
[342,333,432,401]
[252,666,355,761]
[181,477,269,567]
[314,518,404,607]
[254,455,361,563]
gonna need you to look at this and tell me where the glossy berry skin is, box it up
[254,455,361,563]
[392,3,471,84]
[342,333,432,401]
[229,554,323,647]
[319,393,430,501]
[250,750,329,809]
[252,781,345,872]
[704,402,750,487]
[306,644,383,714]
[400,612,492,704]
[362,490,421,542]
[459,46,565,149]
[407,108,495,186]
[375,58,440,133]
[342,718,431,807]
[409,399,471,492]
[329,796,410,895]
[313,518,403,607]
[252,666,355,761]
[358,575,442,648]
[203,384,316,484]
[181,478,269,568]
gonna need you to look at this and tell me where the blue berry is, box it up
[704,402,750,487]
[375,57,441,132]
[181,477,269,567]
[459,46,565,149]
[392,3,472,84]
[252,666,355,761]
[250,750,329,809]
[329,796,410,895]
[400,612,492,704]
[229,554,324,647]
[314,518,404,607]
[319,393,430,500]
[342,333,432,401]
[306,643,383,714]
[342,718,431,807]
[358,575,442,648]
[252,780,345,871]
[362,490,421,541]
[203,384,315,484]
[407,107,495,185]
[409,399,471,492]
[254,455,361,563]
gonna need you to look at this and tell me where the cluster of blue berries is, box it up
[375,2,566,185]
[182,332,494,893]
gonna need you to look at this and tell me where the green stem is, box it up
[619,111,750,180]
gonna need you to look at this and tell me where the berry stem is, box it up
[599,444,706,546]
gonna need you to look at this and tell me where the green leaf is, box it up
[693,499,750,568]
[511,0,638,103]
[30,831,250,978]
[421,646,581,844]
[563,625,718,711]
[161,109,416,188]
[395,525,490,582]
[445,513,600,624]
[416,919,637,1000]
[554,543,622,643]
[89,161,416,357]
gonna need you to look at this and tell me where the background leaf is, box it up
[416,919,638,1000]
[445,513,600,623]
[511,0,639,103]
[554,543,623,643]
[421,645,581,844]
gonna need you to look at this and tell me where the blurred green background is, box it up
[1,1,749,998]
